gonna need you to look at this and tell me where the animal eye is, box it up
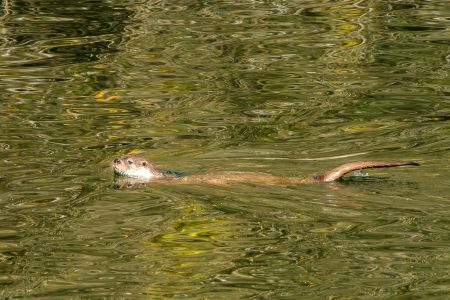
[127,160,133,165]
[142,161,147,166]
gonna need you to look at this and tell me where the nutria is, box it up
[112,155,419,186]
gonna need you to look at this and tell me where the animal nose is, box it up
[113,158,120,164]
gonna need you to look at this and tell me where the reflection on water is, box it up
[0,0,449,298]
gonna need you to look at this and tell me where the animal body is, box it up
[112,155,419,185]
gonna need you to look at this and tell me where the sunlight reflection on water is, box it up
[0,0,449,299]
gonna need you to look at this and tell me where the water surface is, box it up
[0,0,449,299]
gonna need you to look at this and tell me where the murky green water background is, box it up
[1,0,449,299]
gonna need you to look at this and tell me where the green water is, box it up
[1,0,449,299]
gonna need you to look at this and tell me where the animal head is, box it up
[112,155,162,180]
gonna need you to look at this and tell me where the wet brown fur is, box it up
[113,155,419,186]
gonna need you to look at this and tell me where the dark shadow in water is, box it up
[338,176,419,191]
[2,0,131,67]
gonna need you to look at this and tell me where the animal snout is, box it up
[113,158,121,164]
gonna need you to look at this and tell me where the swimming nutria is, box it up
[112,155,419,185]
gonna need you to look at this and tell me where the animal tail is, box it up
[315,161,420,182]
